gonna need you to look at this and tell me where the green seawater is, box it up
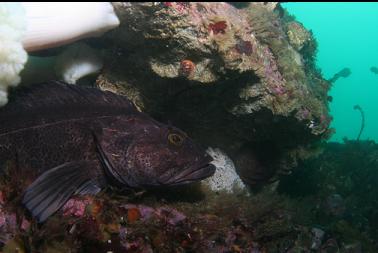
[283,2,378,142]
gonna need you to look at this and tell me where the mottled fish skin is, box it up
[0,81,215,222]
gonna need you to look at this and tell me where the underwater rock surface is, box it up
[279,140,378,252]
[97,2,332,187]
[4,2,366,253]
[1,140,378,252]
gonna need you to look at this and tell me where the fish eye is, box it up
[168,133,185,146]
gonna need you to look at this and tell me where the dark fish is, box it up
[0,82,215,222]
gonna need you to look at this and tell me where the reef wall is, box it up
[1,3,363,252]
[97,2,332,187]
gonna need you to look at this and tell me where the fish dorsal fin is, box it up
[0,81,138,134]
[4,81,137,113]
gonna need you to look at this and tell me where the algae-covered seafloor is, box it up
[2,141,378,252]
[0,2,377,252]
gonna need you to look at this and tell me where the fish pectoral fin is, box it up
[22,160,104,223]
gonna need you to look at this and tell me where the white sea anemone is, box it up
[0,3,28,106]
[55,42,103,84]
[21,2,120,52]
[21,43,103,85]
[0,2,120,106]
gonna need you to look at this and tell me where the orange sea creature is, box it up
[127,207,141,223]
[179,60,196,77]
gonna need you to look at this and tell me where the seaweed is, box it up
[328,67,352,84]
[353,104,365,141]
[370,66,378,75]
[279,141,378,251]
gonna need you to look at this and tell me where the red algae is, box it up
[0,191,4,205]
[208,21,228,35]
[62,198,92,218]
[20,217,30,231]
[163,2,172,7]
[235,39,253,56]
[163,2,190,12]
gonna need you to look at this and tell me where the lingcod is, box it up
[0,82,215,222]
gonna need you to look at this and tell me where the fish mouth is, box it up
[161,155,216,186]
